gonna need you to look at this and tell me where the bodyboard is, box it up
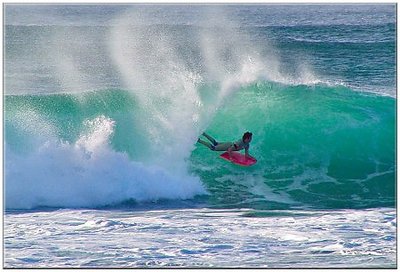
[219,151,257,166]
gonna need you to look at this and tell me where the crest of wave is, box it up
[108,6,319,171]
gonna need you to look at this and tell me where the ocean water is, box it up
[4,4,396,268]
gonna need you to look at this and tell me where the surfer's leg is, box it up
[202,132,218,145]
[197,138,215,150]
[213,142,233,151]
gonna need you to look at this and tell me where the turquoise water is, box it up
[3,4,396,268]
[5,82,395,210]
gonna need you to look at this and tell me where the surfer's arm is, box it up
[245,146,254,159]
[227,146,234,160]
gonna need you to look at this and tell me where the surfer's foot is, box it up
[201,132,218,145]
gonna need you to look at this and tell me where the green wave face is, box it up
[191,83,395,209]
[5,82,396,210]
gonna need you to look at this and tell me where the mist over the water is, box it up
[3,5,396,269]
[4,5,396,210]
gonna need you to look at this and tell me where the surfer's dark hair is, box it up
[243,132,252,141]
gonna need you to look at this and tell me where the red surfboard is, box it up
[219,151,257,166]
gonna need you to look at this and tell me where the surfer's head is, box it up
[243,132,252,143]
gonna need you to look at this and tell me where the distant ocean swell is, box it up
[5,81,395,210]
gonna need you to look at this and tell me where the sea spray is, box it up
[107,7,310,167]
[107,7,269,173]
[4,6,395,210]
[3,5,396,269]
[109,10,205,171]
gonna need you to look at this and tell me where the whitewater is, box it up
[4,4,396,268]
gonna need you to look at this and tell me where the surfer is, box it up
[197,132,255,159]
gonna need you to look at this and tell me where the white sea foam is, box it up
[4,208,396,268]
[5,116,206,209]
